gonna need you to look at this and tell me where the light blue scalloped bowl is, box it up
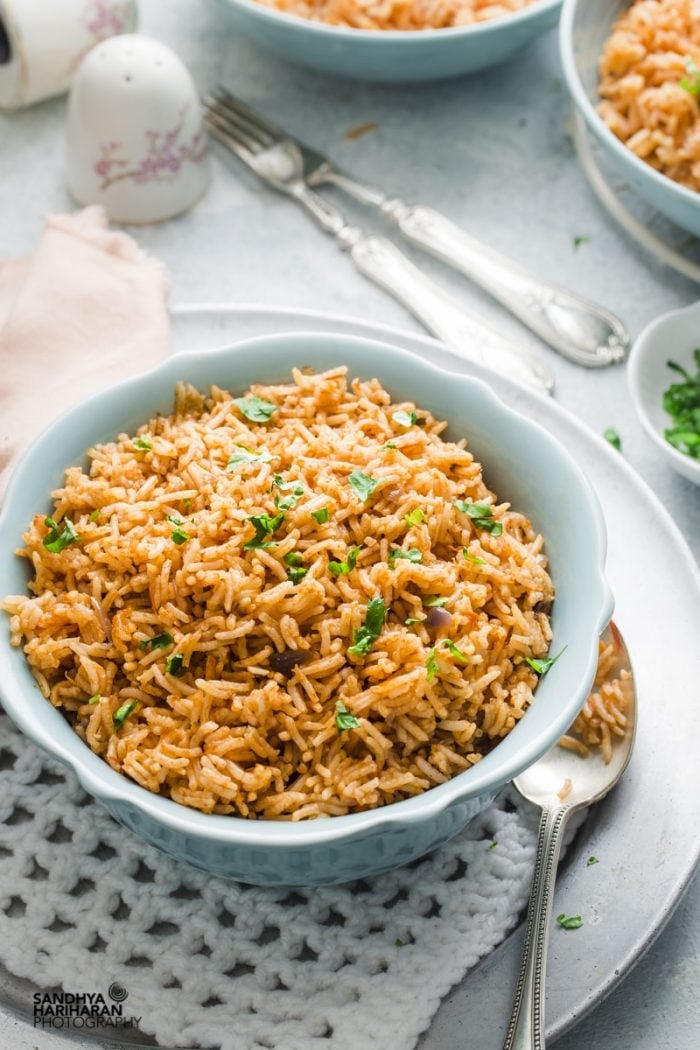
[213,0,562,82]
[561,0,700,236]
[0,333,612,885]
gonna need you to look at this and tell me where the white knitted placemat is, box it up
[0,709,585,1050]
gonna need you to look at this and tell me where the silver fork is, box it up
[206,89,629,369]
[203,94,554,396]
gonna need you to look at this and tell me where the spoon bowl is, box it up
[504,621,636,1050]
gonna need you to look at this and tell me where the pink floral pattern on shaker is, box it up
[69,1,134,72]
[94,109,207,191]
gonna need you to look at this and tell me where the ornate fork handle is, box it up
[318,173,628,368]
[290,183,554,396]
[504,803,576,1050]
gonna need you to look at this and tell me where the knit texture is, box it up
[0,709,584,1050]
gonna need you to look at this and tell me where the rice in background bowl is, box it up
[0,332,612,884]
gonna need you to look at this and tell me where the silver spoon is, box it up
[504,622,636,1050]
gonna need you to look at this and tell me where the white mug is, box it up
[0,0,138,110]
[66,34,210,225]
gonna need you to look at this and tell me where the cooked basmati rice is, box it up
[255,0,542,31]
[598,0,700,192]
[3,367,562,820]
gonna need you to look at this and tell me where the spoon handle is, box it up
[503,803,575,1050]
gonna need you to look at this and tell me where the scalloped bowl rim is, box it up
[628,299,700,480]
[559,0,700,212]
[215,0,562,42]
[0,332,612,849]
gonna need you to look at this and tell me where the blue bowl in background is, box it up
[560,0,700,236]
[0,332,612,885]
[213,0,562,82]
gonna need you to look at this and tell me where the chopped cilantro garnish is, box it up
[489,841,498,850]
[87,695,101,705]
[392,409,419,428]
[463,549,486,566]
[423,595,449,608]
[573,235,591,250]
[133,435,152,451]
[244,511,285,549]
[383,442,398,450]
[442,638,468,663]
[556,913,583,930]
[454,500,503,537]
[272,475,304,510]
[425,647,440,684]
[113,699,138,727]
[88,509,100,523]
[226,444,272,471]
[405,617,425,626]
[311,507,330,524]
[335,700,361,732]
[329,546,361,576]
[404,507,425,527]
[283,551,303,567]
[43,516,80,554]
[140,633,174,651]
[165,653,185,677]
[680,56,700,96]
[389,547,423,566]
[662,352,700,460]
[287,567,308,584]
[348,597,386,659]
[234,394,278,423]
[587,856,599,867]
[167,514,190,545]
[525,646,567,677]
[604,427,621,451]
[348,469,379,503]
[283,551,307,584]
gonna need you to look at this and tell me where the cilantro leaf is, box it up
[383,442,398,450]
[114,699,138,727]
[348,597,386,659]
[525,646,567,677]
[389,547,423,565]
[165,653,185,676]
[133,435,152,451]
[454,500,503,536]
[329,546,361,576]
[88,695,101,705]
[348,469,379,502]
[88,509,100,523]
[404,507,424,527]
[573,235,591,250]
[226,444,272,471]
[680,56,700,96]
[587,856,599,867]
[140,632,174,651]
[335,700,360,732]
[244,511,285,549]
[272,475,305,510]
[167,514,190,545]
[405,617,425,626]
[463,549,486,566]
[556,913,583,930]
[234,394,278,423]
[603,427,621,451]
[43,516,80,554]
[442,638,468,663]
[423,595,449,608]
[311,507,330,524]
[392,409,418,428]
[425,647,440,684]
[489,841,498,850]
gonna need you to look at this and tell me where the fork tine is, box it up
[204,108,259,159]
[212,87,280,146]
[203,101,264,155]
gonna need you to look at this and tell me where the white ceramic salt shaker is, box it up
[66,34,209,224]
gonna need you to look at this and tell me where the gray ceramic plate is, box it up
[1,305,698,1050]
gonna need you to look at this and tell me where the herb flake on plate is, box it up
[587,856,599,867]
[556,913,583,930]
[43,516,80,554]
[348,596,386,658]
[234,394,278,423]
[604,427,621,451]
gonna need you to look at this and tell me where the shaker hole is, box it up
[124,75,132,83]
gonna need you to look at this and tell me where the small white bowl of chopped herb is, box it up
[628,300,700,486]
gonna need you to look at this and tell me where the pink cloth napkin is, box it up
[0,206,170,501]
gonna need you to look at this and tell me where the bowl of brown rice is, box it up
[561,0,700,236]
[0,332,612,885]
[211,0,562,82]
